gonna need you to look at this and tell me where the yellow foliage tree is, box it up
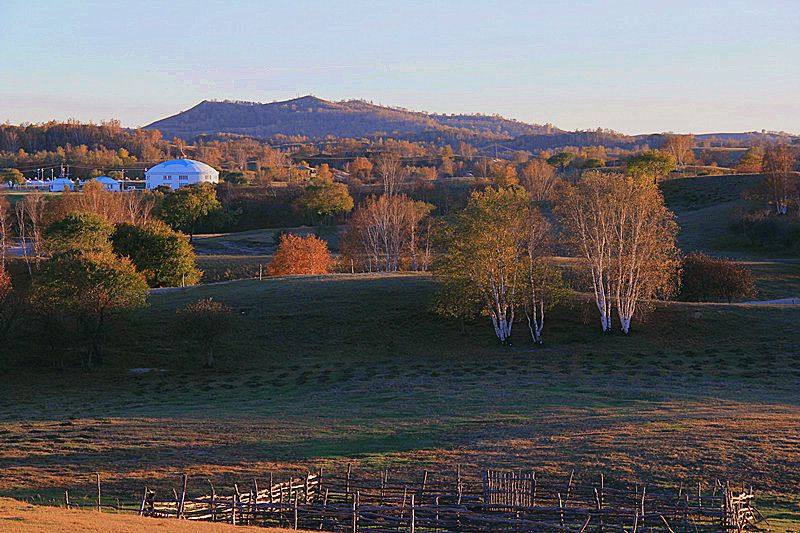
[267,234,332,276]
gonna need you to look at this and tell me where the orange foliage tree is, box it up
[267,234,332,276]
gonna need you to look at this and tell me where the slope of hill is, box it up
[143,96,555,141]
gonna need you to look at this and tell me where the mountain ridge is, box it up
[143,96,558,141]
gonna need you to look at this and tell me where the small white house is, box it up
[145,159,219,190]
[93,176,122,192]
[49,178,75,192]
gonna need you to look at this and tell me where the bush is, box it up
[679,253,758,302]
[267,234,332,276]
[175,298,233,367]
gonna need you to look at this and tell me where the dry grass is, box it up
[0,497,305,533]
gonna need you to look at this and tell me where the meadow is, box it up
[1,273,799,531]
[1,172,799,532]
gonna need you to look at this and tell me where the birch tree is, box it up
[761,144,797,215]
[434,187,529,344]
[520,208,569,343]
[520,159,559,201]
[557,172,678,333]
[0,196,9,272]
[660,134,694,169]
[342,194,430,272]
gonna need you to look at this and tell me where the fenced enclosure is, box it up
[66,467,769,532]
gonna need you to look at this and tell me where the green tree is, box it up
[43,212,114,255]
[298,175,354,225]
[0,168,25,188]
[30,251,148,368]
[112,220,202,288]
[434,187,563,344]
[626,150,677,183]
[158,184,221,242]
[547,152,576,170]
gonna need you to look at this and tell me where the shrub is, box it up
[679,253,758,302]
[267,234,332,276]
[175,298,233,367]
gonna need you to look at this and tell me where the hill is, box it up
[143,96,556,141]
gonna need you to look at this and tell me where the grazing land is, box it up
[1,274,799,531]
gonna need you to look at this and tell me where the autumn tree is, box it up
[626,150,677,183]
[660,134,694,169]
[490,161,519,187]
[347,157,373,184]
[519,159,558,201]
[736,146,763,174]
[0,268,23,364]
[158,184,221,241]
[176,298,233,367]
[760,144,797,214]
[520,208,569,343]
[556,172,679,333]
[112,220,202,288]
[680,253,757,302]
[267,233,332,276]
[434,187,565,344]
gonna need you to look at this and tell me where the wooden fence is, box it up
[66,468,769,532]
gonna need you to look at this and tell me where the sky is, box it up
[1,0,798,135]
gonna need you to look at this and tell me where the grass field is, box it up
[1,274,798,531]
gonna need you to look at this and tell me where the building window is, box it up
[179,175,188,180]
[164,175,171,180]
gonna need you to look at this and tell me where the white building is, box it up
[145,159,219,190]
[49,178,75,192]
[91,176,122,192]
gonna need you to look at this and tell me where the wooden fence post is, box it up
[64,490,70,510]
[177,474,187,519]
[208,479,216,522]
[410,493,415,533]
[351,491,358,533]
[294,492,299,530]
[138,487,147,516]
[96,473,101,512]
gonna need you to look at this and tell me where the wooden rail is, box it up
[74,468,768,532]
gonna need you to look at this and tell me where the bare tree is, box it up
[342,194,429,272]
[373,150,406,196]
[0,196,9,272]
[660,134,694,169]
[520,159,559,201]
[761,144,797,214]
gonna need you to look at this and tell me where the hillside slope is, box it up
[143,96,553,141]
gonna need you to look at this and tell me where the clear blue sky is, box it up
[2,0,798,134]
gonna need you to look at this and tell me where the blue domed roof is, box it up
[146,159,218,175]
